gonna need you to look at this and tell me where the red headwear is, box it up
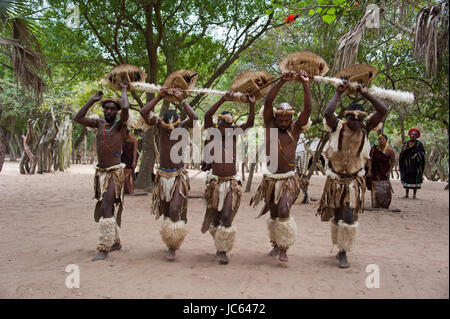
[408,128,420,138]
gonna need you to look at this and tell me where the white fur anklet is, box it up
[97,217,116,251]
[214,225,236,253]
[337,220,359,252]
[160,218,188,250]
[274,217,297,250]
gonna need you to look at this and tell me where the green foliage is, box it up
[0,1,448,180]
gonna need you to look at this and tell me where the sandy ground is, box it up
[0,161,448,299]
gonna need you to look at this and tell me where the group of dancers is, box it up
[75,68,391,268]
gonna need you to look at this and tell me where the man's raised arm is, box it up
[140,88,167,126]
[361,84,388,132]
[74,91,103,128]
[324,80,349,131]
[239,94,256,131]
[177,90,198,129]
[204,92,234,129]
[293,70,312,134]
[263,71,296,125]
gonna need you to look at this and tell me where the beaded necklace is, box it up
[159,165,183,172]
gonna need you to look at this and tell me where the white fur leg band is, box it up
[337,220,359,252]
[274,217,297,250]
[160,218,188,250]
[97,217,117,251]
[214,225,236,253]
[267,217,277,247]
[331,220,338,246]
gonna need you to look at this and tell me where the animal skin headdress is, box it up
[161,112,181,130]
[217,113,236,124]
[274,103,295,116]
[100,97,122,109]
[344,110,368,119]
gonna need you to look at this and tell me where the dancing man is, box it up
[317,81,388,268]
[202,91,256,264]
[399,128,426,199]
[74,81,130,261]
[140,88,198,261]
[250,70,312,262]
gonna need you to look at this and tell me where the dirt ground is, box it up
[0,161,448,299]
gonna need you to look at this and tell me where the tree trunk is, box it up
[20,123,37,175]
[0,130,7,173]
[307,134,329,179]
[8,117,16,161]
[135,126,156,191]
[14,134,23,155]
[424,146,436,181]
[245,163,256,193]
[73,126,87,149]
[57,116,72,171]
[8,139,16,161]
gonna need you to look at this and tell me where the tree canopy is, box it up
[0,0,448,181]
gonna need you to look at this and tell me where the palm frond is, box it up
[0,0,50,100]
[413,1,449,76]
[0,0,27,21]
[332,7,379,74]
[0,36,46,99]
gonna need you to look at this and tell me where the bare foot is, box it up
[166,248,176,261]
[217,251,229,264]
[269,245,280,257]
[92,250,108,261]
[110,242,122,252]
[278,249,288,262]
[337,251,349,268]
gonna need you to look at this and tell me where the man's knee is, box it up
[101,200,114,218]
[168,202,182,222]
[278,206,290,219]
[220,210,233,227]
[342,207,355,224]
